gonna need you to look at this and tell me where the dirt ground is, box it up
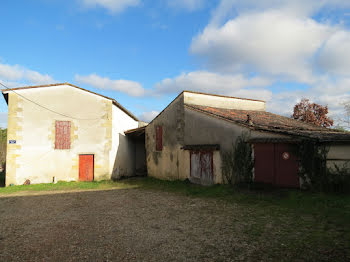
[0,187,347,262]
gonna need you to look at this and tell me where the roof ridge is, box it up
[183,90,266,103]
[1,82,138,121]
[1,82,67,91]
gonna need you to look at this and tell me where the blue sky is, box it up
[1,0,350,127]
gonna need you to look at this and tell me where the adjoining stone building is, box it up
[3,84,350,188]
[2,83,143,186]
[144,91,350,187]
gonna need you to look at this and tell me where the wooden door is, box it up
[275,144,299,188]
[254,144,275,184]
[190,151,213,184]
[190,152,201,179]
[79,155,94,182]
[200,152,213,183]
[254,143,299,188]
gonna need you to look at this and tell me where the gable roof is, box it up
[1,82,138,121]
[185,104,350,142]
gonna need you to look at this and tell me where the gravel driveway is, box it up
[0,187,348,262]
[0,188,252,262]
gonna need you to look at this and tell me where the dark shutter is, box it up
[156,126,163,151]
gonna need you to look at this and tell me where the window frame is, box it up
[55,120,71,150]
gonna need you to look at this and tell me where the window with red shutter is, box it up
[155,126,163,151]
[55,121,71,149]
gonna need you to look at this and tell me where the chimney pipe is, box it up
[246,114,253,126]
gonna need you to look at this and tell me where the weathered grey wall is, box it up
[184,108,290,183]
[145,94,186,180]
[146,91,350,186]
[145,92,288,184]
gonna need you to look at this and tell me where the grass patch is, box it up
[118,177,235,198]
[0,180,136,194]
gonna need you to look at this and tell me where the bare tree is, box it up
[340,101,350,128]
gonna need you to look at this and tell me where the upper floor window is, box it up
[55,121,71,149]
[156,125,163,151]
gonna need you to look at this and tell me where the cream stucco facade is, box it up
[3,83,138,186]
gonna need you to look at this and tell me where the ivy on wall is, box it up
[0,128,6,166]
[297,140,350,193]
[0,128,6,186]
[222,132,253,186]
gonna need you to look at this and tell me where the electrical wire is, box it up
[0,82,102,121]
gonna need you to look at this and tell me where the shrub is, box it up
[327,163,350,193]
[297,140,350,193]
[222,132,253,186]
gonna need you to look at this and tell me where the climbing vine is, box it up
[297,140,328,191]
[297,140,350,192]
[222,132,253,186]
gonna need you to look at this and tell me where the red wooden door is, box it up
[254,143,299,188]
[79,155,94,182]
[275,144,299,188]
[254,144,275,184]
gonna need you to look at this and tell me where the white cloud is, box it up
[153,70,350,126]
[144,0,350,126]
[0,63,56,86]
[139,110,159,122]
[209,0,350,26]
[167,0,204,11]
[24,70,55,85]
[154,71,272,101]
[267,77,350,119]
[80,0,140,13]
[191,10,337,82]
[0,64,23,80]
[75,73,145,97]
[185,0,350,124]
[317,30,350,76]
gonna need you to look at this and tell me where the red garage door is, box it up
[254,143,299,188]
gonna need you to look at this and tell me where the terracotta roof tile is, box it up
[185,104,350,142]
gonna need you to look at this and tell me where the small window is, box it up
[55,121,71,149]
[156,126,163,151]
